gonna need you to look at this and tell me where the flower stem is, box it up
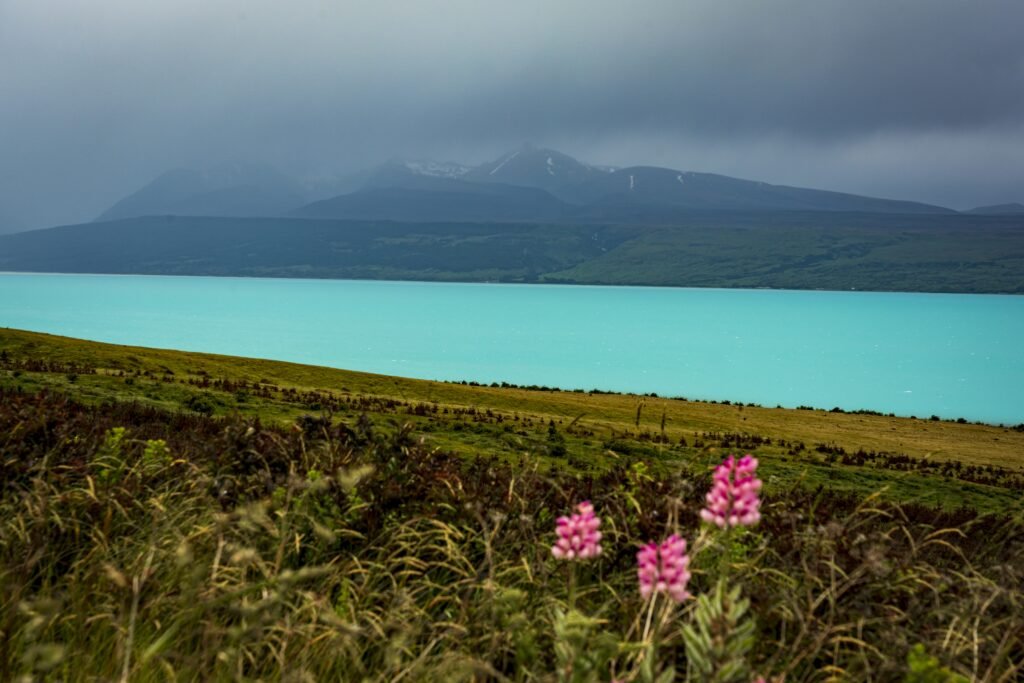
[720,525,733,585]
[642,592,658,642]
[568,563,577,611]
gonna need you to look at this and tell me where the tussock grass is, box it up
[2,327,1023,468]
[1,388,1021,680]
[2,328,1023,517]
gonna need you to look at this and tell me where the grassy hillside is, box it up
[2,211,1022,292]
[546,216,1024,292]
[2,328,1022,515]
[1,329,1022,680]
[0,217,629,282]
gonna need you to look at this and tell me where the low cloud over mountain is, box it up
[2,1,1023,232]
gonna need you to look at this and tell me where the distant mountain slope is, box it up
[292,182,569,222]
[95,164,305,221]
[97,147,961,226]
[465,145,613,204]
[332,159,474,196]
[462,146,953,214]
[577,166,954,214]
[3,213,1021,293]
[965,203,1024,215]
[295,149,953,223]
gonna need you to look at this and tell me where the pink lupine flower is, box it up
[700,454,762,528]
[636,534,691,602]
[551,501,603,560]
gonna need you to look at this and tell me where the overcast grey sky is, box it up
[1,0,1023,231]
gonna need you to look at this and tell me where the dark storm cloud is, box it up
[1,0,1023,231]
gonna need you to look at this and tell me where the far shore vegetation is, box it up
[2,328,1022,515]
[2,210,1023,293]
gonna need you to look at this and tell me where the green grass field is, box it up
[2,327,1023,680]
[2,327,1022,515]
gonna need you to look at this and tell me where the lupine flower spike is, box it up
[551,501,603,560]
[636,534,691,602]
[701,454,763,528]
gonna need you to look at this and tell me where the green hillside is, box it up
[2,328,1022,513]
[2,211,1022,292]
[2,328,1022,680]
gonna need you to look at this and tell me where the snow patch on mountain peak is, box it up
[403,160,471,179]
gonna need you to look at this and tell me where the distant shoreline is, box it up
[2,325,1022,428]
[1,270,1021,298]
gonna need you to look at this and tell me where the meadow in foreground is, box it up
[1,386,1021,681]
[2,328,1023,518]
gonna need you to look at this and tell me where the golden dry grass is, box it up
[2,327,1022,469]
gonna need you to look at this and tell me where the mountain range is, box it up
[3,145,1019,295]
[89,145,1022,226]
[96,163,311,222]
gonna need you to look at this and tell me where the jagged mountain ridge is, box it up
[464,146,614,204]
[299,145,954,219]
[95,146,961,224]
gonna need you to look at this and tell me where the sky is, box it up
[1,0,1023,232]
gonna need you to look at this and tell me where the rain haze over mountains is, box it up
[2,0,1024,233]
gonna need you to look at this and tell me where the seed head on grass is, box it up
[551,501,603,560]
[637,534,691,602]
[701,454,762,528]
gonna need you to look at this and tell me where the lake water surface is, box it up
[1,273,1022,424]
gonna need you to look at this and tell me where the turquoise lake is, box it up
[1,272,1022,424]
